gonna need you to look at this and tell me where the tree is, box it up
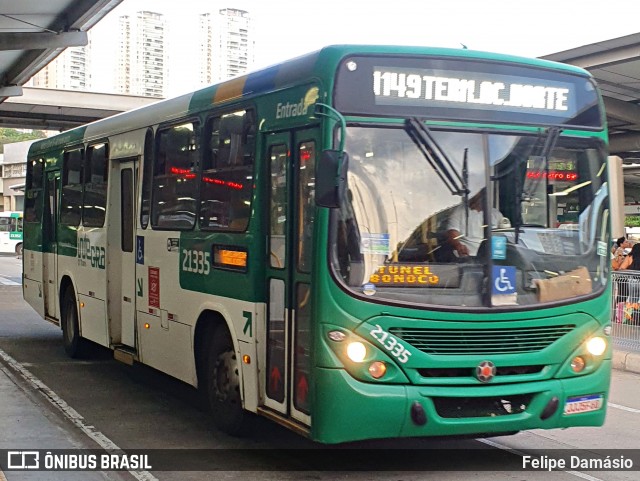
[625,216,640,228]
[0,128,47,153]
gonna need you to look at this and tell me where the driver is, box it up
[442,188,507,257]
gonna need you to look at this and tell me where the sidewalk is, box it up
[0,366,127,481]
[612,348,640,374]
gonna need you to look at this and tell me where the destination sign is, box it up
[333,56,602,127]
[368,264,461,288]
[373,68,574,117]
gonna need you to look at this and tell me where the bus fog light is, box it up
[586,337,606,356]
[571,356,586,373]
[346,342,366,363]
[368,361,387,379]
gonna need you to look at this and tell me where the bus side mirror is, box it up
[316,150,348,208]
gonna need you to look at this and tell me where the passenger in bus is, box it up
[441,188,506,257]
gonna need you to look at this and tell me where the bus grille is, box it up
[432,394,533,418]
[388,325,575,355]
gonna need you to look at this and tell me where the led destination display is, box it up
[373,68,574,116]
[334,56,601,127]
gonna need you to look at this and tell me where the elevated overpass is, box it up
[1,87,160,131]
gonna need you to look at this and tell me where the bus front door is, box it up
[43,171,59,320]
[107,159,137,349]
[263,128,318,426]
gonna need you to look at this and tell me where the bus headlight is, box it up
[586,337,607,356]
[346,342,367,362]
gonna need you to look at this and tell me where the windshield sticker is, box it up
[492,236,507,260]
[149,266,160,308]
[492,265,518,305]
[360,233,390,256]
[361,283,377,296]
[597,240,607,257]
[492,266,516,294]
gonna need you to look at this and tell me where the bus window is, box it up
[200,110,255,231]
[297,141,316,272]
[121,169,134,252]
[152,121,199,230]
[140,129,154,229]
[60,148,84,226]
[269,144,288,268]
[83,143,109,227]
[25,158,44,223]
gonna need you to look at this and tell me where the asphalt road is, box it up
[0,253,639,481]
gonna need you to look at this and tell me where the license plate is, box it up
[564,394,604,415]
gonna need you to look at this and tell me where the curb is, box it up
[613,349,640,374]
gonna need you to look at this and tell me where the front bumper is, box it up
[311,360,611,444]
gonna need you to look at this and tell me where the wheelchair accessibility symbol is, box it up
[492,266,516,295]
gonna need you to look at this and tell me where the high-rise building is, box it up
[198,8,254,84]
[116,11,166,98]
[30,46,88,91]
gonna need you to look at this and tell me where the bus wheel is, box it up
[15,243,23,256]
[61,287,85,358]
[205,325,253,435]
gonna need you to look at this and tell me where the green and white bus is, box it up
[23,45,612,444]
[0,211,23,255]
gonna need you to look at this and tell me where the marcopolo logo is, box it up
[275,87,319,119]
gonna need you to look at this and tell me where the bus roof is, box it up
[28,44,594,156]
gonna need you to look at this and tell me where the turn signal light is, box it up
[571,356,585,373]
[368,361,387,379]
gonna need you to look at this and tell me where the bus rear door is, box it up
[107,158,138,351]
[43,171,59,320]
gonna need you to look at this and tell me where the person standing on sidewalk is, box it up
[612,237,631,271]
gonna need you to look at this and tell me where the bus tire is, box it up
[61,287,86,358]
[15,243,23,256]
[205,325,254,436]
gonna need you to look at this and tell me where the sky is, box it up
[91,0,640,96]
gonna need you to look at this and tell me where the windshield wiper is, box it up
[404,118,468,197]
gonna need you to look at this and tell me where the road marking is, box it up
[608,401,640,414]
[0,347,158,481]
[478,437,605,481]
[0,276,20,286]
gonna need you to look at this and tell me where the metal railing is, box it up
[611,270,640,351]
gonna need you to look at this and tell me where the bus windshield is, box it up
[331,124,608,309]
